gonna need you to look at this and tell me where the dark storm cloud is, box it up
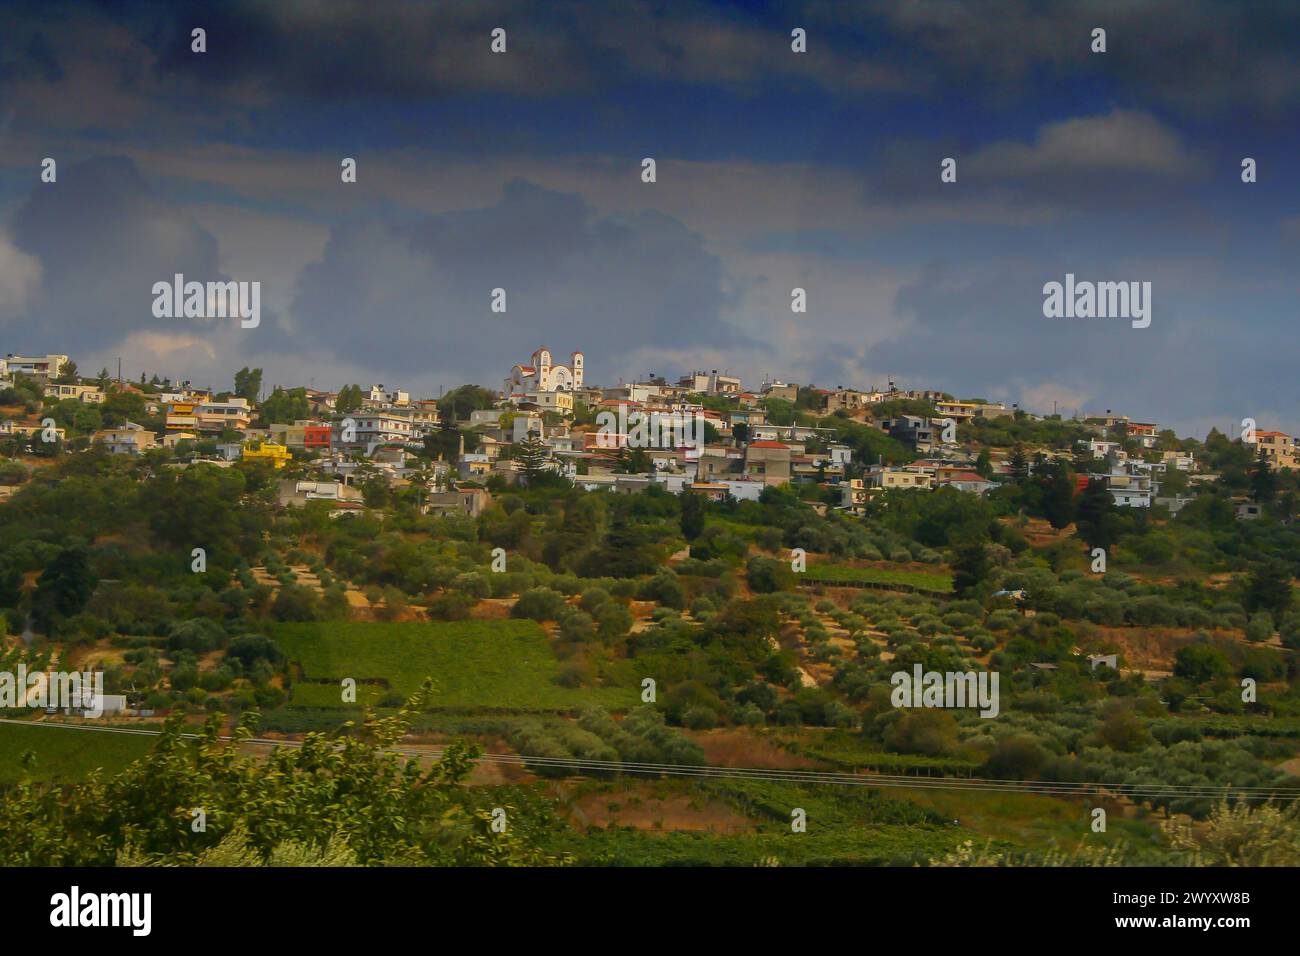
[291,178,752,384]
[0,0,1295,436]
[173,0,1297,116]
[878,260,1150,378]
[0,0,1293,125]
[2,0,1295,133]
[868,256,1298,430]
[870,0,1300,120]
[136,0,828,100]
[22,33,64,84]
[5,156,276,352]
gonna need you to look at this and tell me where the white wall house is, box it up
[2,353,69,379]
[507,347,584,393]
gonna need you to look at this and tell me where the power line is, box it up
[4,718,1297,802]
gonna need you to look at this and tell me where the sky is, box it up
[0,0,1297,437]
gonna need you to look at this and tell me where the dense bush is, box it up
[510,587,569,622]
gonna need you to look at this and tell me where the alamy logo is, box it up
[50,887,151,936]
[595,407,705,450]
[0,666,105,717]
[891,664,1000,718]
[1042,273,1150,329]
[152,273,260,328]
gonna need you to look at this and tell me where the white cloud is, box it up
[968,110,1204,180]
[0,229,42,318]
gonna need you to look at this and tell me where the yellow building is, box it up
[1256,431,1300,470]
[166,402,199,430]
[242,441,292,469]
[934,400,979,422]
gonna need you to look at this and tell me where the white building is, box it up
[937,471,996,494]
[92,422,156,455]
[510,390,574,416]
[44,383,104,404]
[366,384,410,407]
[278,479,363,508]
[602,383,666,404]
[468,409,504,428]
[507,347,584,393]
[513,414,544,442]
[678,369,741,396]
[841,478,868,512]
[1094,465,1154,508]
[196,398,252,432]
[2,353,69,380]
[338,412,417,452]
[865,465,933,490]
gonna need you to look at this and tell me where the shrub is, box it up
[272,585,324,622]
[986,610,1021,631]
[1245,612,1274,644]
[746,556,796,594]
[427,590,475,620]
[637,572,686,609]
[594,602,634,642]
[166,618,226,654]
[510,587,568,622]
[558,609,596,643]
[580,587,612,614]
[452,572,491,600]
[681,706,718,730]
[225,634,283,669]
[198,668,234,693]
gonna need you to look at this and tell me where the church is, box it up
[506,347,584,394]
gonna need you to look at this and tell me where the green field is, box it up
[804,563,953,593]
[535,776,1165,865]
[543,778,968,865]
[704,516,767,539]
[274,620,636,712]
[781,729,981,773]
[0,722,157,783]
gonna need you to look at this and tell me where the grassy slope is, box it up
[274,619,635,712]
[0,722,156,783]
[805,563,953,593]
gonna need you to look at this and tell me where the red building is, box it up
[303,425,332,450]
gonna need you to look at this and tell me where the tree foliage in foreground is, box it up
[929,801,1300,867]
[0,681,569,867]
